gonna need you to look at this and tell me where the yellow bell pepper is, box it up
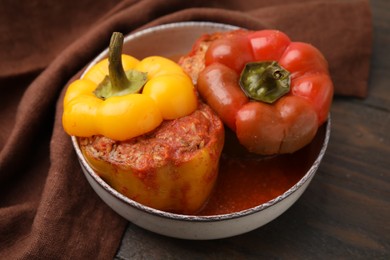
[81,123,225,214]
[105,152,216,214]
[64,32,225,215]
[62,32,197,141]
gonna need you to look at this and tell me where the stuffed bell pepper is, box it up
[180,29,334,155]
[63,32,224,214]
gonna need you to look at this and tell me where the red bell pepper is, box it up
[195,29,333,155]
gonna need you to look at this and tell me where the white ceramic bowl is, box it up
[71,22,331,240]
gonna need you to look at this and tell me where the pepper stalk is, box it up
[239,61,291,103]
[94,32,147,99]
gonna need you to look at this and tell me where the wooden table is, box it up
[115,1,389,258]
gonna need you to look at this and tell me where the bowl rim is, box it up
[84,21,241,73]
[71,21,331,223]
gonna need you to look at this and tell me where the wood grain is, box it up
[115,0,390,258]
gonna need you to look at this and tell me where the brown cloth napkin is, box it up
[0,0,372,259]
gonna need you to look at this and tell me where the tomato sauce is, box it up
[197,125,326,215]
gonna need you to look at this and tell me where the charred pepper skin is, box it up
[192,29,334,155]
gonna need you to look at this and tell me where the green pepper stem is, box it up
[109,32,130,92]
[93,32,147,100]
[239,61,290,103]
[261,65,283,83]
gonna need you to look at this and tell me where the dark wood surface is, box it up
[115,1,389,259]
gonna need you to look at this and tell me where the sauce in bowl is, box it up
[198,125,326,215]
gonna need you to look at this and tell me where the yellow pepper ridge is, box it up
[62,32,197,141]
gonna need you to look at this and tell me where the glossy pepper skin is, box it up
[63,32,223,214]
[195,29,333,155]
[62,34,197,141]
[80,103,225,214]
[84,147,221,214]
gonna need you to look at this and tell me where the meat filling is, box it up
[79,103,223,173]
